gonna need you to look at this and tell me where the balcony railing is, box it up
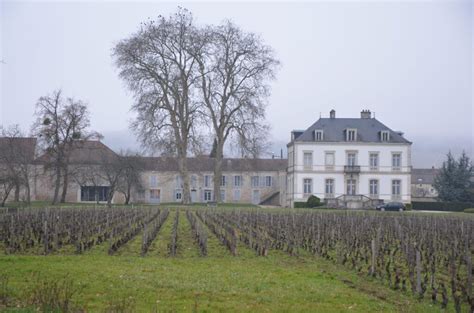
[344,165,360,173]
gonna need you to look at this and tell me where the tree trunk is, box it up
[52,165,61,204]
[14,184,20,202]
[25,181,31,204]
[178,151,191,204]
[107,190,114,208]
[213,141,224,203]
[60,166,69,203]
[125,185,131,205]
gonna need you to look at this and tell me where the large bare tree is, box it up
[197,21,279,202]
[113,8,206,204]
[116,151,145,205]
[32,90,98,204]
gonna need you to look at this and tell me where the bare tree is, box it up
[0,125,36,205]
[113,8,206,204]
[32,90,99,204]
[196,21,279,202]
[97,152,126,207]
[0,167,15,207]
[234,122,272,159]
[117,152,145,205]
[71,163,103,203]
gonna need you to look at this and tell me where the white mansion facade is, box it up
[286,110,412,208]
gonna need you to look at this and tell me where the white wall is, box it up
[287,141,412,206]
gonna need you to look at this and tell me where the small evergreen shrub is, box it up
[307,195,321,208]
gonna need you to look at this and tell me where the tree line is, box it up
[0,7,279,205]
[112,8,279,203]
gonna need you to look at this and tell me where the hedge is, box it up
[294,202,325,209]
[464,208,474,214]
[412,201,474,212]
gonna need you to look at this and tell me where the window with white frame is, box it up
[346,129,357,141]
[221,175,227,187]
[303,152,313,168]
[234,175,242,187]
[369,179,378,196]
[175,175,183,188]
[347,152,357,166]
[392,153,401,170]
[325,179,334,196]
[251,176,259,187]
[314,130,324,141]
[204,175,212,187]
[204,189,212,201]
[392,180,401,197]
[303,178,312,194]
[265,176,272,187]
[149,175,158,188]
[233,189,241,201]
[381,131,390,142]
[220,189,226,202]
[325,152,335,167]
[346,179,356,195]
[369,153,379,170]
[190,175,197,188]
[175,189,182,201]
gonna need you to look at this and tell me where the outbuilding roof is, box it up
[138,156,287,172]
[0,137,37,163]
[411,168,439,184]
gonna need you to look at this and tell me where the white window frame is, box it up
[314,130,324,141]
[346,179,356,195]
[346,129,357,141]
[190,175,197,188]
[265,176,272,187]
[175,189,183,202]
[204,189,212,202]
[346,152,357,166]
[392,179,401,199]
[325,178,334,197]
[220,189,226,202]
[233,175,242,187]
[381,131,390,142]
[369,152,379,171]
[392,153,402,171]
[233,189,241,201]
[175,175,183,188]
[149,175,158,188]
[303,178,313,195]
[369,179,379,197]
[251,176,259,188]
[303,151,313,168]
[221,175,227,187]
[325,151,335,169]
[204,175,212,188]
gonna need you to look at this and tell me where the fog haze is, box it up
[1,1,472,167]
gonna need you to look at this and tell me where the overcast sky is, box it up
[1,0,472,167]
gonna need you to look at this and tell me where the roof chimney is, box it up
[329,109,336,119]
[360,110,371,119]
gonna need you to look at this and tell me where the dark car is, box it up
[376,202,405,212]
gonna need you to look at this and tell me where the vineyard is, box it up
[0,206,473,312]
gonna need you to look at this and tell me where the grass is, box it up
[0,253,448,312]
[0,206,469,312]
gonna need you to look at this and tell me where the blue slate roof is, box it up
[294,118,411,144]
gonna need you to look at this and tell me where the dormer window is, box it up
[380,131,390,142]
[346,129,357,141]
[313,130,324,141]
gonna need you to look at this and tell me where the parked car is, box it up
[376,202,405,212]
